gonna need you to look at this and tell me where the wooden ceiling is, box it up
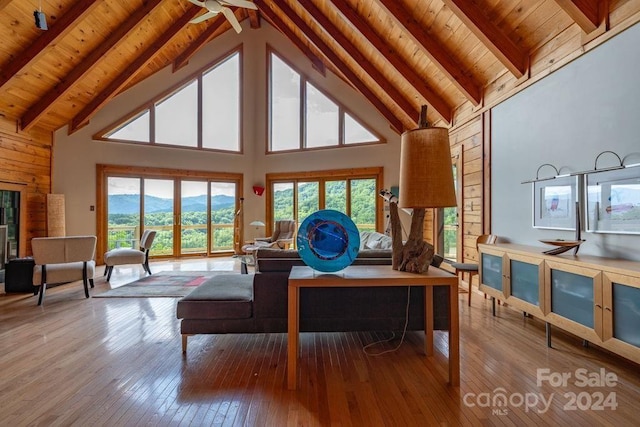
[0,0,632,135]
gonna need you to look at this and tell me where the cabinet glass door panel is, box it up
[481,253,503,291]
[510,260,540,305]
[613,283,640,348]
[551,270,594,328]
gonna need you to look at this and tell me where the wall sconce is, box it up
[253,185,265,196]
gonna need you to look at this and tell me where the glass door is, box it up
[210,181,237,253]
[180,181,207,255]
[107,177,141,250]
[144,179,174,256]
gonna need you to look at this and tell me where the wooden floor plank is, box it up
[1,257,639,425]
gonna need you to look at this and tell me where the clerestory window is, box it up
[96,48,241,152]
[268,48,383,152]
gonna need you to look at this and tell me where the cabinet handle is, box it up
[595,304,602,309]
[604,306,612,312]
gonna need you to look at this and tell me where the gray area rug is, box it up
[93,271,235,298]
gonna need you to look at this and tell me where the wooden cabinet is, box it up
[479,243,640,364]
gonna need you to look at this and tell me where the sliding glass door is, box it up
[101,166,242,259]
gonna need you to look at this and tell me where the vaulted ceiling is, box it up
[0,0,627,135]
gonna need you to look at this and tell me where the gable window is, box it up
[97,48,241,152]
[268,49,383,152]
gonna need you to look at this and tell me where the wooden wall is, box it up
[0,117,52,255]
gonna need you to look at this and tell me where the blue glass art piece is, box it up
[296,209,360,272]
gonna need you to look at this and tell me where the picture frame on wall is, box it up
[533,175,578,230]
[585,166,640,234]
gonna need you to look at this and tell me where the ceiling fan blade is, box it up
[189,11,218,24]
[222,7,242,33]
[221,0,257,10]
[187,0,206,7]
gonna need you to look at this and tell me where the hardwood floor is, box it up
[1,257,639,426]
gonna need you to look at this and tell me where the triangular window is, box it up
[268,49,383,152]
[96,49,241,152]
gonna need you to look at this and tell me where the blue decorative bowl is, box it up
[296,209,360,272]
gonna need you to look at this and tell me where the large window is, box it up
[97,49,241,152]
[266,168,383,239]
[268,49,383,152]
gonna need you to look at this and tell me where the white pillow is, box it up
[365,239,381,250]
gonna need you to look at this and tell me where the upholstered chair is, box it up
[241,219,296,254]
[104,229,157,281]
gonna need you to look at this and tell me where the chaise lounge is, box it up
[177,238,451,352]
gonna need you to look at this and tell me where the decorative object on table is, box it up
[539,202,585,255]
[391,105,457,273]
[233,197,244,255]
[296,209,360,272]
[578,151,640,235]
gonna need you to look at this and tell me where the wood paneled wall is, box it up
[0,117,52,255]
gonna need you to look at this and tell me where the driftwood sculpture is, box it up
[389,202,434,273]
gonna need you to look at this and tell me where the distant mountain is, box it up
[108,194,235,214]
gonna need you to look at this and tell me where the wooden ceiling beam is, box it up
[554,0,601,33]
[173,14,228,72]
[248,9,261,28]
[331,0,452,124]
[254,0,404,133]
[258,5,325,76]
[297,0,418,128]
[69,6,201,133]
[0,0,12,11]
[376,0,482,106]
[442,0,529,78]
[21,0,166,132]
[0,0,101,89]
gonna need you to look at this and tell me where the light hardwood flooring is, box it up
[1,257,639,426]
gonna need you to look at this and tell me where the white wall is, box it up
[53,20,401,238]
[492,23,640,261]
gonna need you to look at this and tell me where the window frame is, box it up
[264,167,385,236]
[267,46,385,153]
[94,45,243,154]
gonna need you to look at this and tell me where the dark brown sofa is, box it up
[177,248,451,352]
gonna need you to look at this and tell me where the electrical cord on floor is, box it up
[363,286,411,356]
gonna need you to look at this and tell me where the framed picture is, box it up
[533,175,578,230]
[585,166,640,234]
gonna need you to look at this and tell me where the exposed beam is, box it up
[376,0,482,106]
[258,4,325,76]
[21,0,166,132]
[69,6,201,132]
[554,0,601,33]
[173,14,228,72]
[0,0,101,89]
[442,0,528,78]
[254,0,404,133]
[331,0,452,124]
[297,0,418,127]
[248,9,261,28]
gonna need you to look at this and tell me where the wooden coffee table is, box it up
[287,265,459,390]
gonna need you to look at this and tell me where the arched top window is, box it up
[268,48,384,153]
[96,48,242,152]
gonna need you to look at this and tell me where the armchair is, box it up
[242,219,295,253]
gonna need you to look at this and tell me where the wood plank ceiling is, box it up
[0,0,613,135]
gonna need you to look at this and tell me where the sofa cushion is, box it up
[33,261,96,285]
[359,231,392,250]
[177,274,254,320]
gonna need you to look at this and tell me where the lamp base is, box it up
[389,204,434,273]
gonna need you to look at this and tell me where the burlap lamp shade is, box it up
[398,126,457,209]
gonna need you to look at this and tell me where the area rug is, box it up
[93,271,235,298]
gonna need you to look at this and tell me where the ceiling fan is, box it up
[188,0,257,33]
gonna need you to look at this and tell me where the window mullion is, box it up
[198,75,203,149]
[300,78,306,149]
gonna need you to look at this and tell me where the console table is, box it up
[287,265,459,390]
